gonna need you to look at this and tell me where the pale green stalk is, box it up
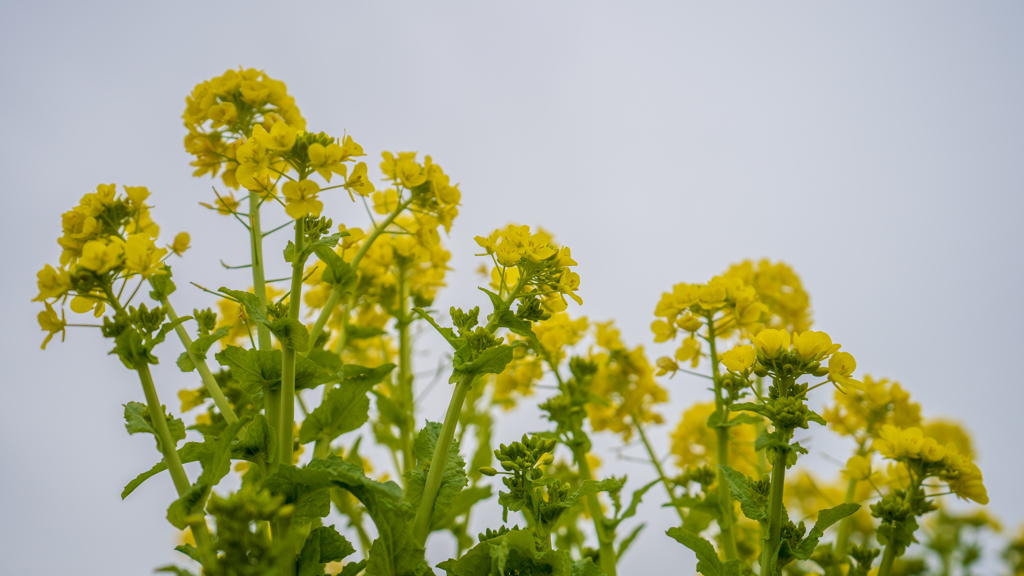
[278,217,305,469]
[572,443,618,576]
[411,276,526,544]
[305,198,414,348]
[160,297,238,424]
[136,359,217,569]
[634,416,686,524]
[707,316,739,561]
[760,427,792,575]
[248,193,279,474]
[396,261,415,474]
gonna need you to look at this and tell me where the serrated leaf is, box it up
[122,441,208,499]
[338,363,397,388]
[403,422,468,531]
[412,307,464,350]
[177,326,231,372]
[152,316,191,348]
[560,478,623,509]
[308,348,343,373]
[268,317,310,352]
[298,525,356,576]
[299,380,373,445]
[439,529,571,576]
[450,345,514,384]
[231,414,276,464]
[666,527,722,576]
[719,466,768,523]
[217,288,271,325]
[729,402,766,415]
[793,502,861,560]
[166,480,210,530]
[571,558,604,576]
[124,401,185,453]
[214,346,280,408]
[148,269,177,300]
[338,560,367,576]
[315,245,358,291]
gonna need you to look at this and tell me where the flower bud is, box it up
[479,467,498,477]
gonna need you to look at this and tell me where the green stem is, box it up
[877,540,897,576]
[634,416,685,524]
[249,193,279,473]
[160,297,238,424]
[707,315,739,561]
[277,218,305,470]
[306,198,414,347]
[136,360,217,569]
[760,441,790,575]
[572,443,618,576]
[397,261,415,476]
[411,275,527,544]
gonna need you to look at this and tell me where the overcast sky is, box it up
[2,2,1022,575]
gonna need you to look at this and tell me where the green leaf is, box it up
[807,410,827,427]
[152,316,191,348]
[287,232,344,264]
[438,529,571,576]
[346,324,386,340]
[719,466,768,523]
[793,502,861,560]
[610,478,659,529]
[403,421,468,531]
[167,480,211,530]
[110,329,156,368]
[215,346,280,408]
[299,380,373,445]
[297,525,356,576]
[268,317,310,352]
[729,402,766,415]
[123,401,185,453]
[438,485,492,528]
[308,348,343,373]
[708,412,764,428]
[232,414,276,464]
[571,558,605,576]
[450,344,514,384]
[149,269,176,300]
[177,326,231,372]
[155,565,196,576]
[315,245,357,291]
[122,441,208,499]
[412,307,464,350]
[560,478,623,509]
[174,543,201,562]
[338,560,367,576]
[198,416,251,487]
[264,457,430,576]
[666,526,722,576]
[338,363,397,388]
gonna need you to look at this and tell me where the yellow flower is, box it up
[282,180,323,219]
[827,351,860,390]
[123,234,168,278]
[523,232,557,262]
[474,230,501,254]
[235,140,272,190]
[78,238,125,274]
[845,455,873,481]
[949,462,988,505]
[697,282,727,310]
[674,336,701,368]
[558,269,582,305]
[919,438,946,462]
[555,246,577,267]
[898,427,924,458]
[675,313,702,332]
[651,320,676,343]
[253,122,296,151]
[69,294,106,317]
[338,135,364,160]
[344,162,375,197]
[178,388,205,412]
[396,159,427,188]
[34,264,72,301]
[307,142,347,182]
[170,232,191,255]
[495,241,522,267]
[124,185,151,208]
[655,356,679,376]
[207,101,237,127]
[372,189,399,215]
[720,345,755,374]
[751,329,790,359]
[38,302,66,349]
[791,330,836,362]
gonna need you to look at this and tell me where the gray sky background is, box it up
[2,2,1022,574]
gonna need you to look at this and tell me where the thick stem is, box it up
[707,316,739,561]
[161,297,238,424]
[761,445,790,575]
[136,361,217,568]
[306,198,414,347]
[412,373,472,543]
[397,262,415,475]
[634,416,685,524]
[877,540,897,576]
[573,443,618,576]
[277,218,305,469]
[412,277,526,544]
[249,193,279,473]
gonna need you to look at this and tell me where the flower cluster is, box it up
[475,224,580,311]
[873,424,988,504]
